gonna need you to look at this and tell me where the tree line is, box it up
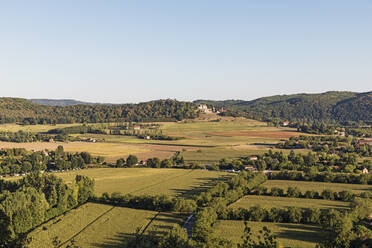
[0,98,199,124]
[0,173,95,247]
[0,146,104,176]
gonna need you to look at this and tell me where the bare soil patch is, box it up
[209,131,303,139]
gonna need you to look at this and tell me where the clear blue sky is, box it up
[1,1,371,103]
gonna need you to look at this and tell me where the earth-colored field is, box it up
[215,220,327,248]
[0,123,80,133]
[55,168,231,197]
[230,195,350,210]
[28,202,185,248]
[0,117,308,163]
[264,180,372,194]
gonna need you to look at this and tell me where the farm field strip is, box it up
[215,220,327,248]
[264,180,372,193]
[230,195,350,210]
[56,168,231,197]
[28,203,185,248]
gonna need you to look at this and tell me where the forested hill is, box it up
[0,98,198,124]
[30,99,95,106]
[195,91,372,124]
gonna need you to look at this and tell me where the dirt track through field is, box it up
[209,131,302,139]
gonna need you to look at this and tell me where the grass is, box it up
[56,168,232,197]
[230,195,350,210]
[264,180,372,194]
[215,220,327,248]
[28,202,185,248]
[0,117,310,163]
[0,123,81,133]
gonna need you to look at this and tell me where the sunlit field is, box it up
[230,195,350,210]
[215,220,328,248]
[263,180,372,194]
[0,117,309,163]
[28,202,185,248]
[55,167,232,197]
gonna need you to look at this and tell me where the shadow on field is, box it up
[172,174,234,198]
[276,223,327,243]
[92,212,186,248]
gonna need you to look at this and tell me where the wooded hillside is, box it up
[195,91,372,124]
[0,98,198,124]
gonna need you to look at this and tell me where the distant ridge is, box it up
[194,91,372,124]
[30,99,96,106]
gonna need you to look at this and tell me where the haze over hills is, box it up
[30,99,96,106]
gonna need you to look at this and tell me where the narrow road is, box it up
[183,214,195,239]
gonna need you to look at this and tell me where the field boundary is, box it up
[58,205,115,247]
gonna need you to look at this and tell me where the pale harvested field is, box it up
[209,130,304,139]
[0,141,198,163]
[0,123,81,132]
[0,117,310,163]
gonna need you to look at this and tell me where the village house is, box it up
[358,139,372,146]
[249,156,258,161]
[362,168,369,174]
[244,166,257,172]
[280,121,289,127]
[133,125,141,130]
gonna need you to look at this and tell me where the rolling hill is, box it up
[194,91,372,124]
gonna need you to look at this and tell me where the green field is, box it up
[264,180,372,194]
[0,117,308,162]
[215,220,327,248]
[55,168,231,197]
[230,195,350,210]
[28,202,185,248]
[0,123,81,133]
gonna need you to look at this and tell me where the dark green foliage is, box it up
[0,173,94,246]
[0,98,198,124]
[195,91,372,124]
[238,222,278,248]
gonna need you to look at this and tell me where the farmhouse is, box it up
[358,139,372,146]
[249,156,258,161]
[362,168,369,174]
[244,166,257,172]
[280,121,289,127]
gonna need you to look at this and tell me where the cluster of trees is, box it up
[277,135,371,157]
[251,186,370,202]
[95,192,197,213]
[268,170,372,185]
[222,205,342,224]
[0,173,95,247]
[191,172,267,246]
[114,153,186,168]
[0,146,104,176]
[241,149,371,173]
[277,135,350,150]
[47,124,106,135]
[0,98,199,124]
[0,131,69,143]
[121,129,182,141]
